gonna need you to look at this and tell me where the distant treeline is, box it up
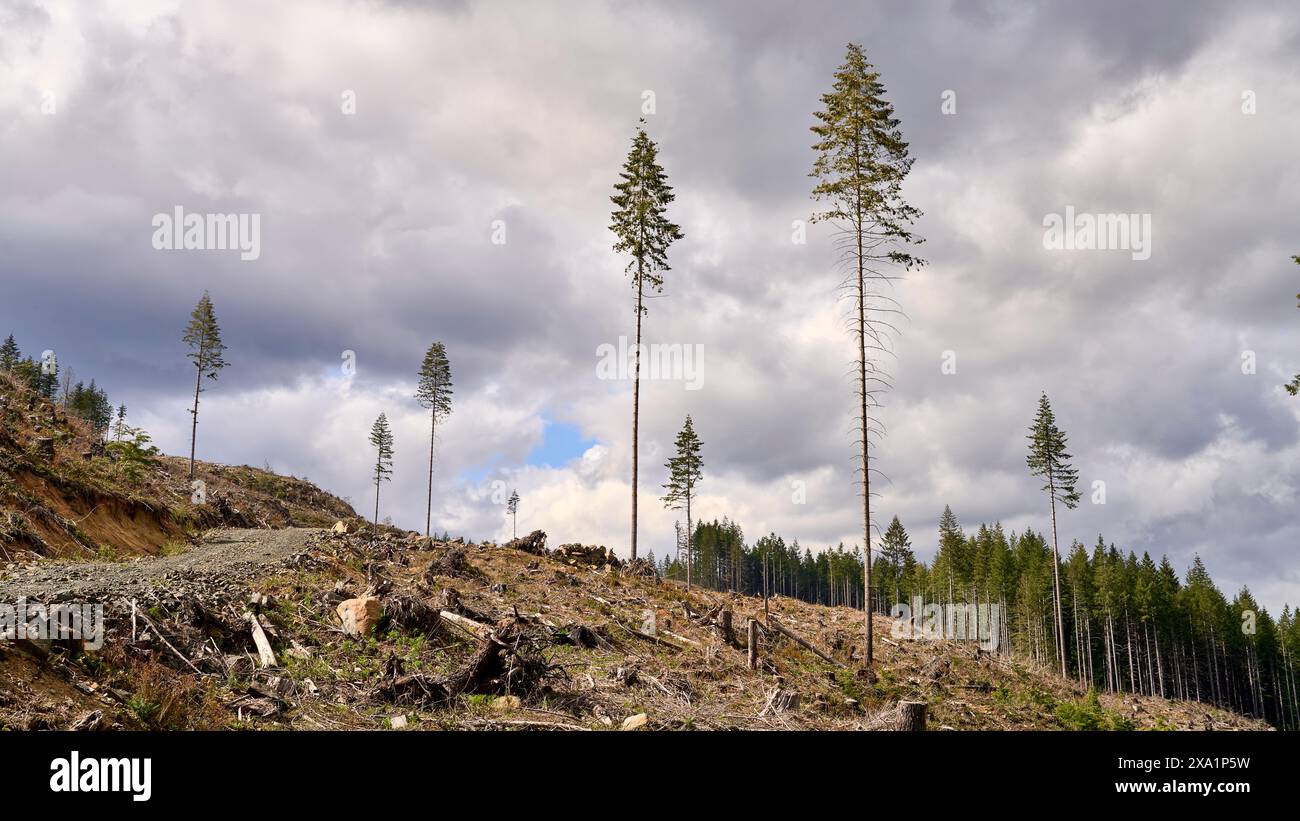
[653,508,1300,729]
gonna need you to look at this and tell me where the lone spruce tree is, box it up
[811,43,925,664]
[369,413,395,531]
[610,120,684,561]
[0,334,19,371]
[182,292,228,480]
[1026,392,1081,678]
[662,415,702,588]
[879,515,914,608]
[415,342,453,538]
[506,489,520,540]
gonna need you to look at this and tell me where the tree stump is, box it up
[898,701,927,731]
[747,619,759,671]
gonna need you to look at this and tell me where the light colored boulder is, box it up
[620,713,649,731]
[337,596,382,635]
[493,695,522,712]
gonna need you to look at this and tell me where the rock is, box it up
[331,520,351,534]
[336,596,382,636]
[390,714,408,729]
[493,695,522,712]
[620,712,649,731]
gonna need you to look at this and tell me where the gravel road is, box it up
[0,528,321,602]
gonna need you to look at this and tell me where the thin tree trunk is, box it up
[853,151,872,666]
[1125,609,1136,693]
[1154,623,1165,698]
[425,408,436,538]
[685,487,692,590]
[1046,472,1066,678]
[1085,612,1095,688]
[188,344,204,481]
[373,463,381,531]
[630,271,643,561]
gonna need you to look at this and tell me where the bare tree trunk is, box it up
[685,487,692,590]
[1046,472,1066,678]
[425,408,436,538]
[1125,609,1136,693]
[1072,588,1084,686]
[1159,626,1170,696]
[1085,614,1095,688]
[630,272,644,561]
[855,199,872,666]
[188,346,204,481]
[1190,621,1201,702]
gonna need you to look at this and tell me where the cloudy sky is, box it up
[2,0,1297,611]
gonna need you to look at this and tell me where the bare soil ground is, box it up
[0,527,1270,732]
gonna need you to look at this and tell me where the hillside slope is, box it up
[0,525,1268,731]
[0,371,356,561]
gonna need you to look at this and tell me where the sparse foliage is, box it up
[415,342,453,538]
[610,120,684,561]
[506,489,520,540]
[369,413,395,531]
[1027,392,1080,678]
[810,42,925,663]
[182,292,228,480]
[662,415,703,588]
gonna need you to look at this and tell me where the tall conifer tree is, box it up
[369,413,395,531]
[1026,392,1081,677]
[811,43,925,663]
[182,292,228,480]
[610,121,684,561]
[506,489,520,540]
[662,415,703,587]
[415,342,453,538]
[879,515,914,607]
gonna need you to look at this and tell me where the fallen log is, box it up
[767,616,844,668]
[661,629,701,648]
[130,605,204,676]
[439,610,492,638]
[247,612,277,668]
[465,718,589,731]
[613,622,688,650]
